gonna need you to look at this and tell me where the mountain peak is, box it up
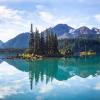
[54,24,73,29]
[50,24,74,36]
[55,24,68,27]
[92,27,100,34]
[78,26,90,30]
[74,26,93,35]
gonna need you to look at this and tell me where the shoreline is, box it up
[1,53,99,60]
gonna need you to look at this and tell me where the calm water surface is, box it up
[0,55,100,100]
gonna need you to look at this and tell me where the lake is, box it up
[0,55,100,100]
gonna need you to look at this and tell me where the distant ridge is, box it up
[1,32,29,48]
[0,24,100,49]
[0,40,3,47]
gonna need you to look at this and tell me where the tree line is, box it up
[28,28,60,56]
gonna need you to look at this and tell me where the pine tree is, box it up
[29,24,34,54]
[34,28,40,54]
[50,32,54,54]
[45,29,59,56]
[28,25,60,56]
[40,33,45,55]
[45,30,50,55]
[53,34,59,54]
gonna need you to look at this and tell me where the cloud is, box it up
[36,6,93,29]
[0,0,54,3]
[0,6,24,23]
[0,61,19,75]
[0,61,29,99]
[0,6,36,42]
[38,11,54,24]
[94,83,100,90]
[0,78,28,99]
[76,0,100,5]
[0,61,26,76]
[0,85,19,99]
[0,5,55,42]
[94,14,100,22]
[39,84,53,93]
[0,0,32,3]
[37,75,100,98]
[38,10,71,26]
[0,6,25,42]
[0,5,94,42]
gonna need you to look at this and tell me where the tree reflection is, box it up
[28,59,58,89]
[3,55,100,90]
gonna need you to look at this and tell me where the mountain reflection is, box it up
[4,55,100,90]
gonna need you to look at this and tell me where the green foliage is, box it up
[45,30,60,56]
[25,48,33,54]
[28,27,60,56]
[58,38,100,54]
[34,28,41,54]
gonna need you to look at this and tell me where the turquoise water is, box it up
[0,55,100,100]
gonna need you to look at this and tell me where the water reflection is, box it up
[4,56,100,90]
[28,59,58,89]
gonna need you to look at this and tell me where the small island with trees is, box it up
[19,24,65,60]
[15,24,100,60]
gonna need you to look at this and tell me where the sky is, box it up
[0,0,100,42]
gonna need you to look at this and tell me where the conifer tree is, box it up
[53,34,59,54]
[29,24,34,54]
[34,28,40,54]
[45,30,50,55]
[40,33,45,55]
[28,25,60,56]
[50,32,54,54]
[45,29,59,55]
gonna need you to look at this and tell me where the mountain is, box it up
[1,32,29,49]
[72,26,98,39]
[0,40,3,47]
[56,26,100,39]
[0,24,100,49]
[74,26,94,35]
[43,24,74,36]
[92,27,100,34]
[50,24,74,36]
